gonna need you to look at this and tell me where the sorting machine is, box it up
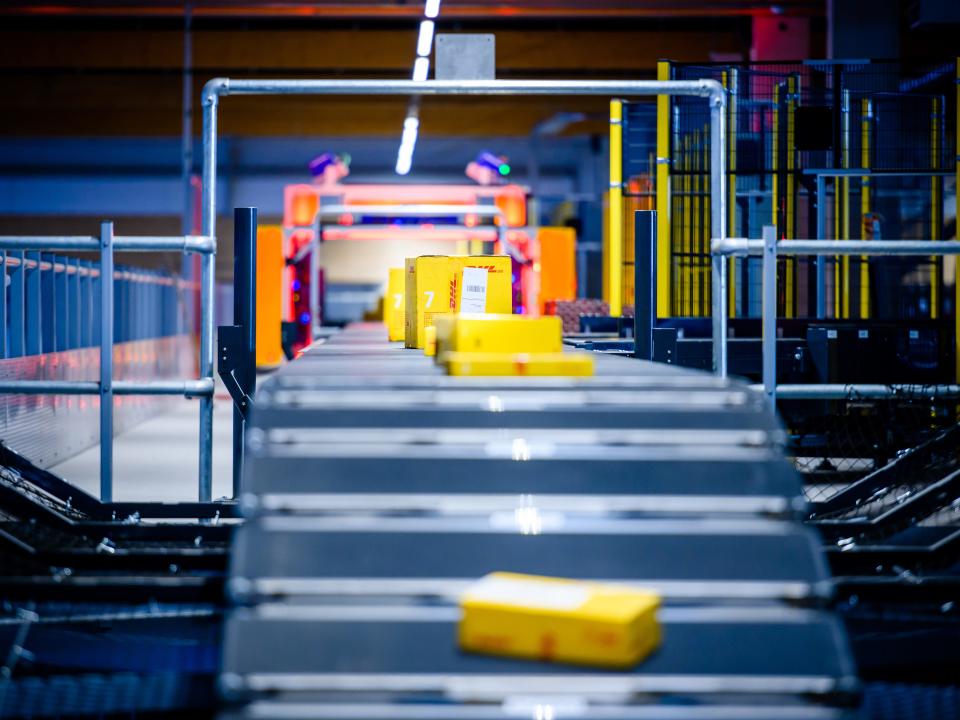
[221,323,859,720]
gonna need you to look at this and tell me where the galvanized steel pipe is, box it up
[201,76,728,377]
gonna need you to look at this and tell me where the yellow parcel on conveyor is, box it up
[433,313,595,376]
[404,255,512,349]
[459,573,662,668]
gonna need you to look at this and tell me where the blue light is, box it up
[299,312,311,325]
[292,279,302,291]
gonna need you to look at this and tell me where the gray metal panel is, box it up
[222,606,856,688]
[435,34,496,81]
[245,449,801,499]
[230,516,829,589]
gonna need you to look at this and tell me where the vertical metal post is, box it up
[25,252,41,356]
[10,252,25,358]
[608,99,624,317]
[815,174,827,318]
[0,252,7,359]
[785,75,797,319]
[761,225,777,410]
[840,88,851,319]
[232,207,257,497]
[859,97,872,319]
[634,210,656,360]
[726,67,738,319]
[955,57,959,383]
[199,86,218,502]
[710,87,728,377]
[99,221,114,502]
[310,216,321,341]
[929,95,941,319]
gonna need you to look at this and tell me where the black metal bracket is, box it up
[218,324,254,420]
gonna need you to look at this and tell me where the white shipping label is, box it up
[461,267,489,313]
[465,575,590,611]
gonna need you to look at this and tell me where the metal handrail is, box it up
[0,225,216,501]
[712,228,960,404]
[202,77,729,387]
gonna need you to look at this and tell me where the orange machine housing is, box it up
[536,227,577,314]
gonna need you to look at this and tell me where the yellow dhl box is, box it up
[452,255,513,314]
[445,351,594,377]
[384,267,406,342]
[405,256,453,349]
[434,314,562,359]
[424,324,437,357]
[459,572,661,668]
[405,255,514,349]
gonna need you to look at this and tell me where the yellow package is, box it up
[459,572,660,668]
[384,267,406,342]
[424,325,437,357]
[405,256,455,349]
[445,351,594,377]
[435,314,562,359]
[452,255,513,314]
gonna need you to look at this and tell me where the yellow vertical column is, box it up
[608,99,623,316]
[656,61,672,318]
[785,76,797,318]
[727,68,738,319]
[841,89,851,318]
[771,84,780,316]
[860,98,872,319]
[930,96,941,319]
[682,133,692,316]
[692,129,702,316]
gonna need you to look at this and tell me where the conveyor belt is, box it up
[222,324,857,719]
[231,516,830,604]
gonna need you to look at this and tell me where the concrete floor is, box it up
[52,397,236,503]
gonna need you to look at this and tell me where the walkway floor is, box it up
[52,397,235,503]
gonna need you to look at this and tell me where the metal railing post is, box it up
[199,87,219,503]
[815,174,827,318]
[232,207,257,497]
[761,225,777,410]
[634,210,656,361]
[99,221,114,501]
[710,88,728,377]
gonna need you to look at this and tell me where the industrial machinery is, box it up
[220,324,858,720]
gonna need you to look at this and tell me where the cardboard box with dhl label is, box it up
[404,255,512,349]
[384,267,406,342]
[459,572,661,668]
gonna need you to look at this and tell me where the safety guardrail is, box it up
[712,226,960,404]
[0,223,216,501]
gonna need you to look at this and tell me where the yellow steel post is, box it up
[930,96,941,320]
[772,83,781,317]
[841,89,851,318]
[727,68,738,319]
[608,99,623,316]
[682,132,691,316]
[860,97,872,319]
[692,128,702,316]
[656,60,672,318]
[785,75,797,318]
[672,105,681,316]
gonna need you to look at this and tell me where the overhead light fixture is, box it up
[397,4,439,175]
[412,57,430,82]
[396,115,419,175]
[416,20,435,57]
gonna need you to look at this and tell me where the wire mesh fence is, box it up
[622,59,957,321]
[784,390,958,501]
